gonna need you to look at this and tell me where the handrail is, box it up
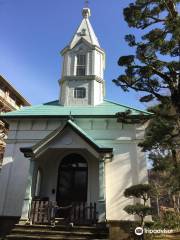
[29,199,98,225]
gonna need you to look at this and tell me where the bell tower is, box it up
[59,7,105,106]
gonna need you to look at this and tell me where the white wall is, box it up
[0,118,148,220]
[105,143,147,221]
[66,79,90,106]
[0,143,30,216]
[60,41,104,106]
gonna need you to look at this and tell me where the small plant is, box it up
[153,211,180,230]
[124,184,152,227]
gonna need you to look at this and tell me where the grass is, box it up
[153,233,180,240]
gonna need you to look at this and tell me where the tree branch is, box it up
[149,16,165,22]
[150,66,172,83]
[165,0,178,18]
[142,20,161,29]
[118,79,168,103]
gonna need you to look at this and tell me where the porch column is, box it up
[98,158,105,222]
[20,158,35,221]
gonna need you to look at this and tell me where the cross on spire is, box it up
[85,0,89,8]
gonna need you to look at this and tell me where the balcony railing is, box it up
[0,89,21,110]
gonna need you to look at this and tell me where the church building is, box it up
[0,6,150,231]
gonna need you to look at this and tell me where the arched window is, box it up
[76,54,86,76]
[35,169,42,197]
[57,154,88,205]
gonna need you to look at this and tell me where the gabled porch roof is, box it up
[20,119,113,158]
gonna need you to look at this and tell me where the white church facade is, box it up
[0,7,150,229]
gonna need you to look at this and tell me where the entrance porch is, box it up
[20,120,113,225]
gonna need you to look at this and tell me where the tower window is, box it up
[76,54,86,76]
[74,87,86,98]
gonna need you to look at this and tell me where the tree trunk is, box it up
[177,192,180,213]
[140,216,145,227]
[156,195,160,216]
[171,149,178,169]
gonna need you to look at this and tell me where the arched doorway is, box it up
[56,153,88,207]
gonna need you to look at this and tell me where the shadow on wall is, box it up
[107,144,148,220]
[0,162,17,237]
[107,151,132,220]
[0,158,28,236]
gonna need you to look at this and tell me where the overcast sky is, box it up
[0,0,148,110]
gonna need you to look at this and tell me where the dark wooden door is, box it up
[56,154,88,218]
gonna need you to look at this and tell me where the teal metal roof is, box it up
[20,119,113,158]
[1,99,151,118]
[68,120,109,149]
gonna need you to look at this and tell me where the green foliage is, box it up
[139,104,179,152]
[113,1,180,112]
[118,55,134,66]
[124,184,152,203]
[139,104,180,200]
[118,0,180,227]
[153,212,180,230]
[124,203,152,218]
[123,184,152,227]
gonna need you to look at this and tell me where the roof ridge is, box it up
[67,119,95,142]
[0,75,31,106]
[85,18,93,44]
[104,99,152,115]
[67,119,112,151]
[1,99,152,118]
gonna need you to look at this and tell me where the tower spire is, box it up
[59,0,105,106]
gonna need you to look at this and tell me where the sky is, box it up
[0,0,148,110]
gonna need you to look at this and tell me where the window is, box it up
[74,87,86,99]
[76,54,86,76]
[80,29,86,36]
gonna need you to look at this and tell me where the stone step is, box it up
[11,228,108,238]
[7,224,109,240]
[7,234,108,240]
[14,224,108,233]
[54,218,66,225]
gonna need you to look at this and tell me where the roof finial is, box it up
[85,0,89,8]
[82,0,91,18]
[68,111,74,121]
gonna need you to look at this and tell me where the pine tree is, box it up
[114,0,180,215]
[139,104,180,169]
[114,1,180,111]
[113,0,180,169]
[124,184,152,227]
[139,104,180,212]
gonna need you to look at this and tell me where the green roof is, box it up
[0,99,151,118]
[68,119,111,150]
